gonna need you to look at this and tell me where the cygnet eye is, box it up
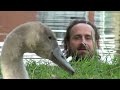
[48,36,52,39]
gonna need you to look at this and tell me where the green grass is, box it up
[25,57,120,79]
[0,56,119,79]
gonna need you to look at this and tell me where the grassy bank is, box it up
[26,57,120,79]
[0,56,119,79]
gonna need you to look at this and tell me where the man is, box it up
[63,20,100,61]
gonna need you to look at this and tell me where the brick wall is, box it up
[0,11,37,42]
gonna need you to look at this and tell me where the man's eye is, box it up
[73,36,81,40]
[86,36,92,40]
[75,37,80,40]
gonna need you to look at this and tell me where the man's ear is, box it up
[96,40,100,49]
[67,41,70,50]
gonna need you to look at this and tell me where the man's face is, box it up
[69,23,97,59]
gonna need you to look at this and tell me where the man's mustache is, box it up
[77,42,94,57]
[77,42,88,50]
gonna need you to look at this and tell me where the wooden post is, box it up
[88,11,95,24]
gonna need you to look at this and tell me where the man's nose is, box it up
[81,42,86,46]
[81,37,86,44]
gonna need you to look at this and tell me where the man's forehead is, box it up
[72,23,94,31]
[71,23,95,34]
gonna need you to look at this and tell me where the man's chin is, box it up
[77,52,92,59]
[78,51,87,56]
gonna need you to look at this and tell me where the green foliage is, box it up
[0,57,119,79]
[26,58,120,79]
